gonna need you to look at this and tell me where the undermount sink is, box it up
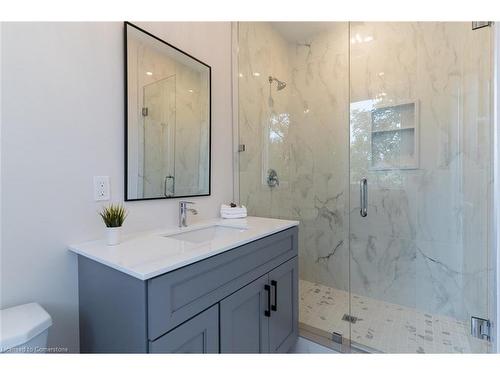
[165,225,246,244]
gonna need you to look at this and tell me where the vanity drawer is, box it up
[147,226,298,340]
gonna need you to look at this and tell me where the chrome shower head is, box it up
[268,76,287,91]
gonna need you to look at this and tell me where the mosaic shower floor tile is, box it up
[299,279,490,353]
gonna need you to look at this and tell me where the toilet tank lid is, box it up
[0,303,52,352]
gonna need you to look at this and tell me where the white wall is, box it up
[0,22,233,352]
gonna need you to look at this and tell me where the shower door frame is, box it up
[231,22,241,203]
[231,21,499,353]
[492,21,500,354]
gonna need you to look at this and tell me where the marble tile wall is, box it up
[174,67,209,196]
[237,22,492,327]
[238,21,292,220]
[349,22,492,322]
[238,22,350,293]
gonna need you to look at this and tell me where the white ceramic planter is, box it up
[106,227,121,246]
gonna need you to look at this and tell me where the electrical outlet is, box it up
[93,176,110,201]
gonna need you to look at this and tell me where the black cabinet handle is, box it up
[271,280,277,311]
[264,284,271,317]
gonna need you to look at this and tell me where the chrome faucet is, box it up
[179,201,198,227]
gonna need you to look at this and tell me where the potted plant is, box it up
[99,203,128,246]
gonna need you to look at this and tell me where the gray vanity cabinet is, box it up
[220,257,298,353]
[220,274,270,353]
[149,305,219,353]
[268,257,298,353]
[77,226,298,353]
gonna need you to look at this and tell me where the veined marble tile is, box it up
[238,22,492,336]
[239,21,350,293]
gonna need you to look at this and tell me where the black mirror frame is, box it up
[124,21,212,201]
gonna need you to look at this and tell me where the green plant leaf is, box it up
[99,203,128,228]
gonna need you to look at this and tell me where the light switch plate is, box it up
[93,176,110,201]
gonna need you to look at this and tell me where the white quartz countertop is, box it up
[68,216,299,280]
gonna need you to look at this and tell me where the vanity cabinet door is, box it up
[220,274,270,353]
[149,304,219,353]
[268,257,298,353]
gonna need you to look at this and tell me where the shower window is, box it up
[262,112,290,187]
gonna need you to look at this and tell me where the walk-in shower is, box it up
[234,21,495,353]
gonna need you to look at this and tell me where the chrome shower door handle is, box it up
[360,178,368,217]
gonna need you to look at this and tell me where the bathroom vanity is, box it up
[70,217,299,353]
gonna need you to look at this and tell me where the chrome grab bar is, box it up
[360,178,368,217]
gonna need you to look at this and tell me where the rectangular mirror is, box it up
[125,22,211,200]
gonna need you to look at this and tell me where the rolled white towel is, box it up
[221,212,247,219]
[221,209,246,215]
[220,204,247,219]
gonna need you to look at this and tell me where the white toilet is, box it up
[0,302,53,353]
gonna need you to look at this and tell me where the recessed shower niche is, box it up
[370,100,418,170]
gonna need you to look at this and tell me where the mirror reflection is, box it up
[125,23,210,200]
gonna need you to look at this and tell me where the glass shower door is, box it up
[348,22,492,353]
[142,75,176,197]
[237,22,352,349]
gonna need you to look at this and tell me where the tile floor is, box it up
[299,279,491,353]
[290,337,339,354]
